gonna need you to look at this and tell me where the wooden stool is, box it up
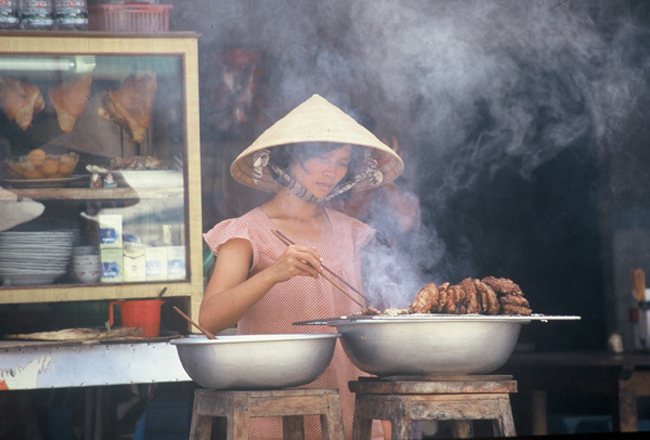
[189,388,344,440]
[349,375,517,439]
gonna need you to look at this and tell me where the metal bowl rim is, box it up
[170,333,341,345]
[323,313,580,326]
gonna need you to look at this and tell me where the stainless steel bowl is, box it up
[171,333,340,389]
[325,314,579,376]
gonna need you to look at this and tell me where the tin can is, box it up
[19,0,54,29]
[0,0,20,29]
[54,0,87,30]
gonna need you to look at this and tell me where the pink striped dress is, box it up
[203,207,380,440]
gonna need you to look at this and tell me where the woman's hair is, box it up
[269,142,363,198]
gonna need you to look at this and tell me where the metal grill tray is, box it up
[293,313,581,326]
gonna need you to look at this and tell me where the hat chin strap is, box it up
[268,162,326,204]
[253,149,385,204]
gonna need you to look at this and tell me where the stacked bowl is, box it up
[0,230,76,286]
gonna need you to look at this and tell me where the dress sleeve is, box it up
[347,214,375,249]
[203,217,257,260]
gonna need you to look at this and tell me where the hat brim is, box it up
[230,94,404,193]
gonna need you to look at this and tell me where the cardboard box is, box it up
[99,214,123,248]
[100,248,123,283]
[145,247,168,281]
[123,245,146,282]
[166,246,186,280]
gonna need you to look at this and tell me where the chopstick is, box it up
[173,306,217,340]
[273,229,368,299]
[271,229,369,308]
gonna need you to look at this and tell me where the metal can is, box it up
[54,0,87,30]
[19,0,54,29]
[0,0,20,29]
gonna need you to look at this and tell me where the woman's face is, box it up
[290,144,352,199]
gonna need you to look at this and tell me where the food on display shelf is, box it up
[48,73,93,133]
[108,155,166,170]
[0,76,45,131]
[98,71,158,143]
[4,149,79,179]
[357,276,532,317]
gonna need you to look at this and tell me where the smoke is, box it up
[185,0,650,306]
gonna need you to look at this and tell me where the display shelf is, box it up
[0,32,204,325]
[5,187,184,201]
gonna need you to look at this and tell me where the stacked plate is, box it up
[0,230,77,286]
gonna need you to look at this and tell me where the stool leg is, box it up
[452,420,473,438]
[352,399,373,440]
[283,415,304,440]
[189,412,212,440]
[229,405,250,440]
[321,394,345,440]
[492,397,516,437]
[391,416,412,440]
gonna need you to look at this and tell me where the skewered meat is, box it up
[436,282,449,312]
[411,283,439,313]
[378,276,534,317]
[48,73,92,133]
[361,305,382,315]
[500,304,533,315]
[498,294,530,308]
[481,276,523,296]
[474,279,500,315]
[383,307,412,315]
[98,71,157,143]
[460,278,480,314]
[0,76,45,130]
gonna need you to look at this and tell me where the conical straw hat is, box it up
[230,94,404,192]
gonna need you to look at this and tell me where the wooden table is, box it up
[499,351,650,434]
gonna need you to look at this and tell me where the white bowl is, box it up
[73,246,98,256]
[171,334,339,390]
[73,255,100,265]
[75,268,101,284]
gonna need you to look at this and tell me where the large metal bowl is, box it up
[171,333,340,389]
[322,314,579,376]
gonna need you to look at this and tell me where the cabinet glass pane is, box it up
[0,53,188,287]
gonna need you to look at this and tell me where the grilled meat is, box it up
[376,276,534,317]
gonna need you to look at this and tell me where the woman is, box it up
[200,94,403,440]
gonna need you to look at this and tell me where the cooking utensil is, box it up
[170,333,340,389]
[173,305,217,340]
[305,314,580,376]
[157,286,167,299]
[271,229,368,307]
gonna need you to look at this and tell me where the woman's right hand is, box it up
[267,244,323,283]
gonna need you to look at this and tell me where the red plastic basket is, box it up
[88,2,173,33]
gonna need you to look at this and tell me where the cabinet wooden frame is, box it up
[0,31,204,324]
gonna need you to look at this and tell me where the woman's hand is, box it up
[267,244,323,283]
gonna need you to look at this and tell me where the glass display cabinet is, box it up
[0,31,203,323]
